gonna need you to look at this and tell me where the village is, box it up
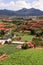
[0,16,43,65]
[0,16,43,46]
[0,0,43,64]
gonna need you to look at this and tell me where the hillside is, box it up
[0,8,43,16]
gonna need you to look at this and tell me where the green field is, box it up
[21,35,34,41]
[0,44,43,65]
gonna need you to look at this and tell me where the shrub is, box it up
[32,37,42,47]
[22,43,29,49]
[40,41,43,47]
[14,36,21,41]
[0,51,4,56]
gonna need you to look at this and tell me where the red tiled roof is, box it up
[0,28,8,31]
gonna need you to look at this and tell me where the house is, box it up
[0,40,6,45]
[0,38,12,45]
[12,41,24,44]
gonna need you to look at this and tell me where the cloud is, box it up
[0,0,31,11]
[32,0,43,11]
[0,0,43,11]
[15,0,31,10]
[0,1,15,10]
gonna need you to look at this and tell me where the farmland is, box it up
[21,35,34,41]
[0,44,43,65]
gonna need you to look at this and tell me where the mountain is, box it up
[0,9,16,16]
[0,8,43,16]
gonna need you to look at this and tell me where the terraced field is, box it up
[0,44,43,65]
[21,35,34,42]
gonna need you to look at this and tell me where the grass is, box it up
[0,44,43,65]
[21,35,34,42]
[0,44,19,55]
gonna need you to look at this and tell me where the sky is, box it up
[0,0,43,11]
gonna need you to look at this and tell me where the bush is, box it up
[22,43,29,49]
[14,36,21,41]
[0,51,4,56]
[32,37,42,47]
[40,41,43,47]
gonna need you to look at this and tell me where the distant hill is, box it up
[0,8,43,16]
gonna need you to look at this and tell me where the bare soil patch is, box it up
[0,54,8,61]
[31,46,43,50]
[0,44,7,48]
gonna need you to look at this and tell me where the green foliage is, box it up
[12,20,24,26]
[0,30,5,37]
[23,31,31,35]
[39,16,43,19]
[21,35,34,42]
[40,42,43,46]
[22,43,29,49]
[30,29,36,35]
[32,37,42,47]
[36,33,41,37]
[0,44,18,55]
[0,51,4,56]
[0,44,43,65]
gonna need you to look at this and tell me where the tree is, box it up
[40,27,43,35]
[32,37,42,47]
[0,30,5,37]
[30,29,35,35]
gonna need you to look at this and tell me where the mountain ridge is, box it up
[0,8,43,16]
